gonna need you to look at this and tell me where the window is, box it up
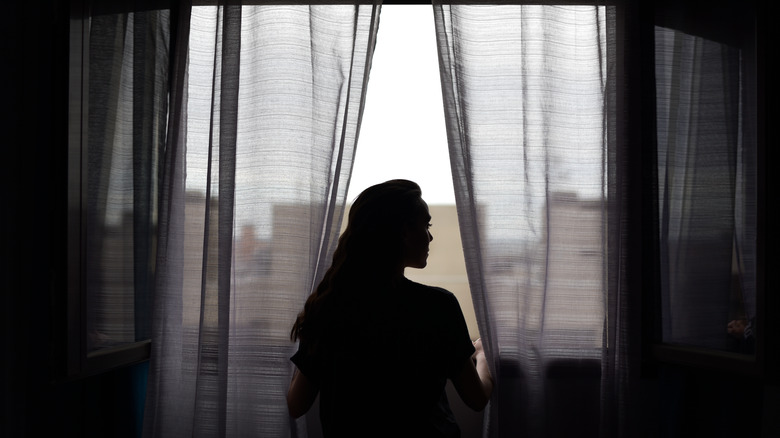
[69,1,764,381]
[650,0,763,374]
[68,0,170,376]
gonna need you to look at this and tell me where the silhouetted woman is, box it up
[288,179,493,437]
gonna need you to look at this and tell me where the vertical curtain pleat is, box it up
[599,5,634,438]
[191,4,241,437]
[131,10,167,342]
[143,2,192,436]
[434,5,628,437]
[144,4,380,437]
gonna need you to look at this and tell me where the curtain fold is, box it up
[434,5,631,437]
[143,4,380,437]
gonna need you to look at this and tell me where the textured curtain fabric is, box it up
[434,5,631,437]
[143,4,380,437]
[85,8,170,351]
[654,26,757,353]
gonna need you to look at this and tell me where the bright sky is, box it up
[346,5,456,206]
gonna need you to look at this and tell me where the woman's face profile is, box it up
[402,200,433,270]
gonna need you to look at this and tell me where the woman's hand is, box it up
[453,337,494,411]
[472,338,486,361]
[727,319,747,337]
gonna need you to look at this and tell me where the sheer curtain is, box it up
[85,7,169,353]
[434,5,632,437]
[654,25,757,354]
[143,4,380,437]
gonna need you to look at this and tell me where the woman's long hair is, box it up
[291,179,425,342]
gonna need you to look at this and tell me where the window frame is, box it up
[643,0,769,378]
[66,0,167,379]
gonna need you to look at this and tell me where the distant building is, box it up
[93,189,605,360]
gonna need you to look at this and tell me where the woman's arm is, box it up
[451,338,494,411]
[287,367,319,418]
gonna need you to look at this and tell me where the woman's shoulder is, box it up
[402,277,457,302]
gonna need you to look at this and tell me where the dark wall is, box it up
[1,2,147,437]
[652,365,771,437]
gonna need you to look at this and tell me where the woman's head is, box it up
[291,179,432,342]
[340,179,432,272]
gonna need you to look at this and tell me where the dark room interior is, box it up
[2,1,775,437]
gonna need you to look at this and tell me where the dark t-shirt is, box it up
[291,278,475,437]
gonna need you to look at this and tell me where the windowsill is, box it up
[80,340,152,379]
[653,343,761,376]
